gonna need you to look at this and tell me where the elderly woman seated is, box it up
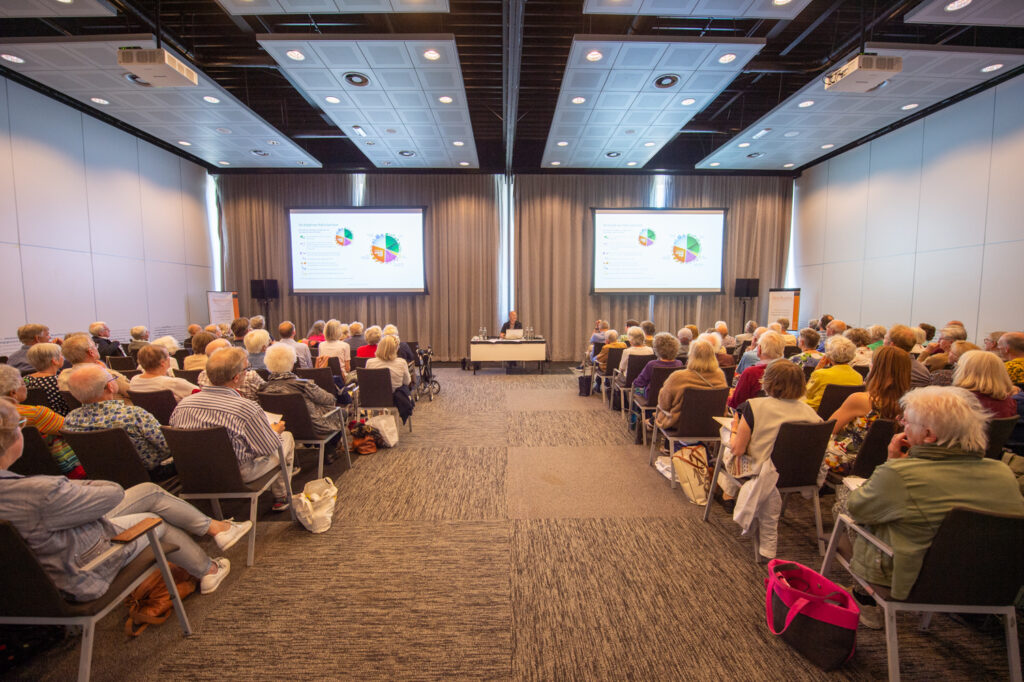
[803,336,862,411]
[183,331,216,371]
[632,332,682,401]
[128,326,150,354]
[149,335,183,370]
[675,327,693,359]
[366,335,414,423]
[595,329,626,375]
[57,333,130,399]
[0,364,83,478]
[953,350,1018,417]
[306,320,326,347]
[382,324,416,364]
[0,399,248,600]
[244,329,272,371]
[790,327,823,369]
[716,361,822,559]
[702,331,736,368]
[614,326,654,389]
[129,345,199,402]
[844,327,873,368]
[356,325,383,359]
[655,339,727,430]
[728,331,785,411]
[317,320,351,373]
[23,342,70,416]
[844,386,1024,628]
[928,340,979,386]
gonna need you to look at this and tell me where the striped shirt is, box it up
[197,368,265,401]
[169,386,280,467]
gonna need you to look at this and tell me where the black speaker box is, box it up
[264,279,279,299]
[735,278,759,298]
[250,279,265,299]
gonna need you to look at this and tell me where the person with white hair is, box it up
[318,320,351,373]
[728,331,785,410]
[699,331,735,369]
[382,324,416,364]
[803,335,862,411]
[845,386,1024,628]
[675,328,693,358]
[918,325,969,372]
[127,326,150,354]
[0,364,83,478]
[150,335,182,370]
[366,335,415,423]
[89,321,124,360]
[345,321,367,354]
[248,315,265,330]
[714,321,736,349]
[594,329,626,375]
[197,339,265,401]
[244,329,272,371]
[632,333,682,400]
[614,326,654,389]
[8,323,60,373]
[736,327,768,374]
[734,320,758,348]
[356,326,383,359]
[23,342,71,415]
[57,334,130,399]
[130,345,199,402]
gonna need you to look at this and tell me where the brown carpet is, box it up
[8,367,1019,681]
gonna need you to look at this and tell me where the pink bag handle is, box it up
[765,563,848,635]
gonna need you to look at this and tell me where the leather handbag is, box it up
[124,563,197,636]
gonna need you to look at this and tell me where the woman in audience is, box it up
[356,325,383,358]
[366,335,415,424]
[594,329,626,375]
[0,364,83,478]
[717,361,822,559]
[728,332,784,411]
[632,332,682,400]
[824,346,911,476]
[983,330,1007,354]
[655,340,727,430]
[23,342,70,416]
[127,326,149,354]
[911,327,927,354]
[704,332,735,368]
[129,345,199,402]
[0,399,247,600]
[804,336,862,411]
[244,329,272,371]
[318,320,351,373]
[183,331,215,371]
[789,328,823,369]
[150,336,182,371]
[953,350,1017,418]
[928,340,979,386]
[640,321,656,346]
[306,320,326,347]
[217,322,231,339]
[844,327,873,367]
[382,324,416,364]
[614,327,654,389]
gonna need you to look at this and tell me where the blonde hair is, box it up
[325,320,343,342]
[364,326,382,345]
[26,343,62,371]
[375,334,399,362]
[627,326,645,347]
[954,350,1014,400]
[685,340,718,373]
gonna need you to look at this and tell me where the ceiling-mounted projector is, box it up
[117,47,197,87]
[824,54,902,93]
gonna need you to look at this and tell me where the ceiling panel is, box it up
[540,36,764,169]
[0,0,115,17]
[583,0,814,20]
[905,0,1024,28]
[215,0,448,15]
[257,34,479,169]
[0,35,321,168]
[695,43,1024,171]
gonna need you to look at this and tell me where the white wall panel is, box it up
[83,116,144,259]
[145,260,187,333]
[139,141,186,264]
[185,265,214,325]
[8,83,90,252]
[181,160,212,267]
[910,246,983,334]
[0,82,18,245]
[977,240,1024,342]
[92,254,149,335]
[865,122,922,259]
[917,88,994,252]
[860,254,916,327]
[985,75,1024,245]
[0,243,25,333]
[792,162,827,267]
[822,145,869,263]
[794,264,822,328]
[20,246,96,335]
[819,260,863,325]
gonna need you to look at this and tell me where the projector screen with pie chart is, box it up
[591,208,726,294]
[288,207,427,294]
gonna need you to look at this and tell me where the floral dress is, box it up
[824,408,881,476]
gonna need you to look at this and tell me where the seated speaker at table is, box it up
[500,311,523,339]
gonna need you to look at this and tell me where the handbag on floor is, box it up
[578,375,592,396]
[294,477,338,533]
[764,559,859,670]
[366,414,399,448]
[124,563,197,637]
[672,443,709,505]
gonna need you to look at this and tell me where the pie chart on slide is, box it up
[673,234,701,263]
[371,234,400,263]
[335,228,353,246]
[638,228,656,246]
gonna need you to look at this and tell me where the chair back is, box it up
[255,368,270,381]
[0,520,72,617]
[623,353,649,386]
[353,356,369,370]
[173,368,201,384]
[850,418,897,479]
[9,427,63,476]
[603,347,624,375]
[357,368,395,409]
[771,420,835,489]
[326,356,342,376]
[256,392,317,441]
[121,369,141,380]
[736,339,751,358]
[60,391,82,410]
[906,508,1024,606]
[127,390,177,426]
[161,426,248,493]
[984,416,1020,460]
[294,367,337,394]
[803,364,815,382]
[853,365,869,378]
[817,383,865,419]
[22,387,49,407]
[172,349,191,365]
[639,366,676,407]
[783,345,800,358]
[60,428,151,488]
[671,387,729,438]
[591,342,604,360]
[406,341,419,357]
[722,365,736,387]
[107,356,136,371]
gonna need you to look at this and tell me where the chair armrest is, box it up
[324,406,341,418]
[81,518,164,572]
[612,369,621,378]
[836,514,894,556]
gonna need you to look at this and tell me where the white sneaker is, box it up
[200,557,231,595]
[214,520,252,552]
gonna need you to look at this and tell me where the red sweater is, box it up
[728,362,767,410]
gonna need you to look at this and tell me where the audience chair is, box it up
[172,348,191,365]
[8,427,63,477]
[595,347,625,406]
[588,343,604,376]
[127,390,177,426]
[985,416,1020,460]
[736,340,751,359]
[816,383,866,420]
[106,356,136,372]
[0,518,191,682]
[615,354,650,423]
[406,341,419,358]
[257,392,348,477]
[294,367,339,396]
[849,418,897,480]
[161,426,293,566]
[649,387,729,489]
[352,356,369,371]
[853,365,870,379]
[325,356,343,376]
[722,365,736,387]
[354,367,410,432]
[783,345,801,358]
[173,368,201,384]
[120,369,141,380]
[803,364,815,382]
[61,391,82,410]
[60,428,162,490]
[21,387,49,408]
[822,509,1024,682]
[632,366,676,446]
[254,368,270,381]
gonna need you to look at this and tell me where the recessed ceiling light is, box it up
[738,142,751,148]
[556,141,568,146]
[901,103,919,111]
[438,95,453,104]
[398,150,415,157]
[821,143,835,150]
[746,152,765,158]
[550,161,561,166]
[718,53,737,64]
[215,127,232,134]
[285,50,305,61]
[266,140,280,146]
[773,0,792,4]
[218,161,231,166]
[203,95,220,104]
[325,96,341,104]
[798,100,815,108]
[643,142,655,147]
[605,151,621,158]
[453,140,465,147]
[981,63,1004,73]
[384,128,397,135]
[680,98,696,106]
[571,96,586,104]
[250,149,269,157]
[654,74,679,89]
[585,50,603,62]
[57,0,74,3]
[783,131,800,138]
[459,161,470,166]
[626,161,637,166]
[423,49,441,61]
[177,140,192,146]
[709,162,721,167]
[365,141,375,146]
[1,54,25,64]
[752,128,772,140]
[382,161,393,166]
[783,163,795,168]
[344,72,370,87]
[90,97,109,105]
[944,0,971,10]
[351,125,367,137]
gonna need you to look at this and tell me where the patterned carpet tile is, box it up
[335,446,508,521]
[504,389,610,412]
[506,410,636,447]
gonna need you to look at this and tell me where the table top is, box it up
[471,338,546,344]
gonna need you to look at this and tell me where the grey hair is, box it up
[714,320,728,332]
[151,336,180,354]
[745,320,757,333]
[0,365,23,396]
[130,325,148,341]
[62,334,97,364]
[67,364,113,403]
[868,324,887,342]
[627,326,646,347]
[604,329,619,344]
[676,327,693,343]
[652,332,680,360]
[757,331,784,360]
[696,332,722,353]
[349,321,364,335]
[244,329,271,354]
[825,335,856,364]
[88,322,106,336]
[325,320,343,342]
[27,343,62,371]
[941,326,967,342]
[382,324,399,336]
[205,347,247,386]
[264,342,296,373]
[249,315,265,330]
[364,325,382,345]
[901,386,989,453]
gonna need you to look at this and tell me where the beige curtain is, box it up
[219,173,499,361]
[514,174,792,361]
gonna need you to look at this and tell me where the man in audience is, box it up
[8,324,57,373]
[204,324,222,338]
[229,317,250,348]
[714,321,736,348]
[879,324,930,388]
[64,364,174,480]
[170,347,296,512]
[736,326,768,375]
[346,322,366,354]
[278,321,312,368]
[803,335,861,411]
[676,327,693,359]
[57,334,130,398]
[127,326,150,354]
[594,329,625,376]
[867,325,887,350]
[182,323,202,350]
[728,331,784,410]
[775,319,797,346]
[198,339,266,400]
[249,315,265,330]
[998,332,1024,385]
[734,320,757,347]
[89,321,124,359]
[131,345,199,401]
[918,325,967,371]
[640,321,656,346]
[816,318,848,352]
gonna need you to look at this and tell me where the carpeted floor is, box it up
[8,366,1020,680]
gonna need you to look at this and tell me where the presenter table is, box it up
[470,338,547,374]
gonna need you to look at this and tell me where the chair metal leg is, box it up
[247,497,258,567]
[211,498,224,520]
[77,621,95,682]
[648,426,658,465]
[317,442,325,479]
[820,516,844,576]
[750,519,761,561]
[885,606,901,681]
[812,493,825,556]
[1007,608,1022,682]
[703,451,725,522]
[148,528,192,636]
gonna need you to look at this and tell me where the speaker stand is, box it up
[739,296,752,332]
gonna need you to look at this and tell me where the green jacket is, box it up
[847,443,1024,600]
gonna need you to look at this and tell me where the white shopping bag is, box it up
[294,477,338,533]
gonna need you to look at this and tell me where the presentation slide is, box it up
[592,209,725,294]
[289,208,427,294]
